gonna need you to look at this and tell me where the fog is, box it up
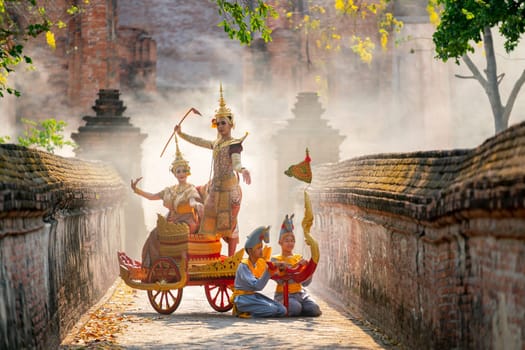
[2,1,525,257]
[122,83,278,256]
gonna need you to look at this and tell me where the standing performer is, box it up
[231,226,287,318]
[174,84,251,256]
[271,214,322,317]
[131,138,203,268]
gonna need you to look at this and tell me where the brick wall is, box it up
[309,121,525,349]
[0,145,126,349]
[10,0,157,122]
[67,0,121,110]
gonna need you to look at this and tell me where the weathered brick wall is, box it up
[118,27,157,94]
[67,0,121,111]
[0,145,126,349]
[10,0,157,123]
[309,121,525,349]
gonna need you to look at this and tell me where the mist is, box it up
[2,0,525,256]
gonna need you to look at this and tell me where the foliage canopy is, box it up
[216,0,277,44]
[13,118,76,153]
[433,0,525,61]
[0,0,83,97]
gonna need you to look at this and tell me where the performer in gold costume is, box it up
[271,214,321,317]
[131,139,203,267]
[174,85,251,256]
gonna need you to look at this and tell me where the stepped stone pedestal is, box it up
[72,89,148,258]
[272,92,345,225]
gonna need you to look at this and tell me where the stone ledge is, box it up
[310,120,525,223]
[0,144,125,216]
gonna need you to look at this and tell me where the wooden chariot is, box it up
[118,191,318,315]
[118,214,244,314]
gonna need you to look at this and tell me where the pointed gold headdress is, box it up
[284,148,312,184]
[212,83,234,128]
[170,136,191,176]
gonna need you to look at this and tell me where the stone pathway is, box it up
[61,279,398,349]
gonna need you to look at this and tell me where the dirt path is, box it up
[61,279,398,349]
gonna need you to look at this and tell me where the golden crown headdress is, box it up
[284,148,312,184]
[212,83,234,128]
[170,136,191,176]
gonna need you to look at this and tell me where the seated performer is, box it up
[130,138,203,268]
[231,226,286,318]
[271,214,322,317]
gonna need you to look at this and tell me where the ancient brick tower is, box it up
[272,92,345,224]
[72,89,147,258]
[8,0,157,124]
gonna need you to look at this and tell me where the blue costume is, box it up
[232,226,286,318]
[272,214,321,317]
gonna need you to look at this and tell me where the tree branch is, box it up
[497,73,505,85]
[454,74,477,80]
[502,69,525,125]
[461,54,488,90]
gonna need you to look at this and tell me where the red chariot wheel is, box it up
[204,283,233,312]
[147,257,183,314]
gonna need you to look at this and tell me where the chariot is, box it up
[117,213,242,314]
[117,191,319,315]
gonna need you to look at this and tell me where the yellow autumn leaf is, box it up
[427,2,441,27]
[46,31,56,50]
[0,70,7,87]
[351,36,375,65]
[381,34,388,49]
[379,28,388,49]
[348,0,358,13]
[335,0,345,12]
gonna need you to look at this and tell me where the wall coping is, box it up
[0,144,126,218]
[310,120,525,225]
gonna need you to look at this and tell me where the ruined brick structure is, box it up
[118,27,157,93]
[271,92,345,226]
[117,0,243,93]
[72,89,147,258]
[10,0,157,122]
[242,0,395,131]
[9,0,458,154]
[0,144,126,349]
[309,121,525,349]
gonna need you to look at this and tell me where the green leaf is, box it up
[214,0,277,45]
[17,118,77,153]
[433,0,525,60]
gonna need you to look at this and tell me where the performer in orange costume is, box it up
[131,139,203,267]
[271,214,322,317]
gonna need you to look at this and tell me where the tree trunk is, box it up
[482,27,507,133]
